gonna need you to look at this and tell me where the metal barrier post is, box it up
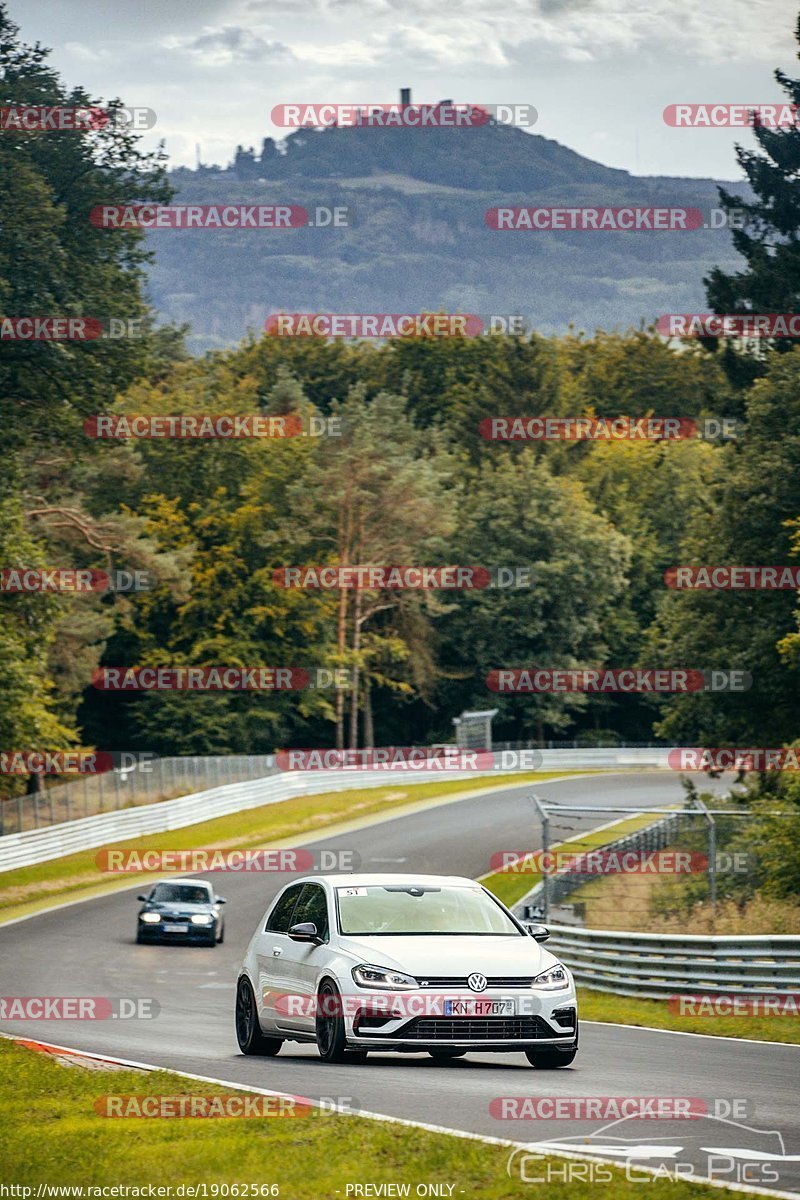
[531,794,550,922]
[692,794,716,930]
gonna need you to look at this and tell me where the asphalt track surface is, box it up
[2,772,799,1196]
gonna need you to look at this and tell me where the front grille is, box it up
[416,977,534,988]
[399,1016,553,1041]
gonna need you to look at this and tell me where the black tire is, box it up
[525,1023,578,1069]
[316,980,351,1063]
[235,977,283,1056]
[525,1046,577,1068]
[428,1049,467,1060]
[136,930,145,944]
[217,922,225,944]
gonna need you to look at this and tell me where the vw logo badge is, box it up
[467,972,487,993]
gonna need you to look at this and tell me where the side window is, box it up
[265,884,303,933]
[290,884,329,941]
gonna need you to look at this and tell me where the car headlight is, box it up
[191,914,214,925]
[140,912,161,924]
[532,965,569,991]
[352,964,418,990]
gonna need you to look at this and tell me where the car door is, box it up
[256,883,304,1031]
[279,882,332,1034]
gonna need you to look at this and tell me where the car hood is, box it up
[143,901,212,914]
[336,934,553,977]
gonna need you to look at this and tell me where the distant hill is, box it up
[145,115,748,354]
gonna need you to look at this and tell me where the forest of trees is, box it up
[3,5,800,788]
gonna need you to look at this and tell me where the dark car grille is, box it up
[416,977,534,988]
[398,1016,553,1041]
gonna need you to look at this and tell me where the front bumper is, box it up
[138,921,216,942]
[344,988,578,1051]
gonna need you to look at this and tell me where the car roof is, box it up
[154,878,212,888]
[293,873,483,888]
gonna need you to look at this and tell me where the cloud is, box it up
[266,0,792,65]
[64,41,111,62]
[163,25,295,66]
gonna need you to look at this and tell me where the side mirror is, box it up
[137,895,148,902]
[215,897,227,904]
[526,923,550,943]
[288,921,322,944]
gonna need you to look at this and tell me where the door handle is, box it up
[272,947,282,957]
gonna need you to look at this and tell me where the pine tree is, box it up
[704,12,800,380]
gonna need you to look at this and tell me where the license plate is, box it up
[163,923,189,933]
[444,999,515,1017]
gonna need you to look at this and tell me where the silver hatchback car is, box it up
[235,873,578,1066]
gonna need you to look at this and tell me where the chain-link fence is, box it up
[0,755,277,836]
[516,795,800,935]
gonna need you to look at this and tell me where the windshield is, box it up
[336,884,522,936]
[150,883,211,905]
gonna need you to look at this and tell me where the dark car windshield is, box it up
[336,884,522,936]
[150,883,211,905]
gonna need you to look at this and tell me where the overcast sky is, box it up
[13,0,797,179]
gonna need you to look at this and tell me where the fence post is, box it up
[692,795,716,931]
[531,794,550,923]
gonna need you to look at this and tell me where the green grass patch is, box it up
[0,772,587,924]
[481,812,661,907]
[0,1037,742,1198]
[579,987,800,1044]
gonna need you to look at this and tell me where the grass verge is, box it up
[0,772,585,924]
[578,987,800,1044]
[569,867,800,934]
[0,1037,743,1199]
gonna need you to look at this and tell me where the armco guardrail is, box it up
[0,746,672,873]
[541,924,800,999]
[0,765,491,874]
